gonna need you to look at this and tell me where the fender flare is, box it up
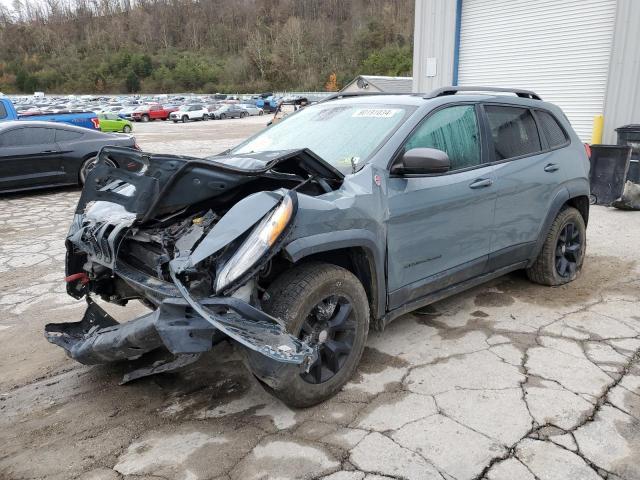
[283,229,386,322]
[528,186,570,267]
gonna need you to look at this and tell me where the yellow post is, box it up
[591,115,604,144]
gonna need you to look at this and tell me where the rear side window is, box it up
[536,110,569,148]
[0,102,6,119]
[55,129,83,142]
[404,105,481,171]
[485,106,542,160]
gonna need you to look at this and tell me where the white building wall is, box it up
[412,0,457,93]
[602,0,640,143]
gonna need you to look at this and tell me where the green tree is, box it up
[125,70,140,92]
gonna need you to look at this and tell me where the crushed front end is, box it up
[45,146,343,382]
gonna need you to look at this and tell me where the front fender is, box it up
[283,229,386,322]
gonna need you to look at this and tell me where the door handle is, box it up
[544,163,559,172]
[469,178,493,189]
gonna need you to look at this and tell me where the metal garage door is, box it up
[457,0,617,141]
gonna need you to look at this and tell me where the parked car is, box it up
[239,104,264,116]
[131,104,173,122]
[0,120,136,193]
[118,106,138,120]
[98,113,133,133]
[46,87,590,407]
[210,104,248,119]
[169,104,209,123]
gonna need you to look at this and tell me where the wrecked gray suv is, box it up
[46,87,591,407]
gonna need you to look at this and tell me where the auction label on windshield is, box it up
[352,108,401,118]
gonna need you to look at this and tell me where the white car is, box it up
[239,104,264,116]
[169,104,209,123]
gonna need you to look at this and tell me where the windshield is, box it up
[231,103,412,173]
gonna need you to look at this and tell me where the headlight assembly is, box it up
[214,193,295,293]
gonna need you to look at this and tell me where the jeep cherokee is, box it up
[46,86,590,407]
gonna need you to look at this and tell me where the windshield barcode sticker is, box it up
[352,108,400,118]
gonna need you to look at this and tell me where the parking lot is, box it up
[0,117,639,480]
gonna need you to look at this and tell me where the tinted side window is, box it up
[536,110,568,148]
[30,127,56,144]
[404,105,481,171]
[55,129,83,142]
[1,127,54,146]
[0,102,7,119]
[485,106,541,160]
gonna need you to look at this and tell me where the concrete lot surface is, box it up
[0,118,639,480]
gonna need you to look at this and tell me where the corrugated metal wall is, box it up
[456,0,617,141]
[412,0,457,93]
[603,0,640,143]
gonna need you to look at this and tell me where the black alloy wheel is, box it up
[299,295,356,384]
[555,222,581,278]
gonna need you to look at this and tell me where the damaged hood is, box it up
[206,149,344,181]
[75,146,342,224]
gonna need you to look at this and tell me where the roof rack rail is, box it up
[317,91,403,103]
[425,86,542,101]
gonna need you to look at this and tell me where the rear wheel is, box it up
[122,125,131,133]
[526,207,586,286]
[201,115,208,121]
[79,157,116,185]
[250,262,369,407]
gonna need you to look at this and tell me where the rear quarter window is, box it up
[0,102,7,119]
[56,129,84,142]
[536,110,569,148]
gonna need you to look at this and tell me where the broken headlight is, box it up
[215,194,295,293]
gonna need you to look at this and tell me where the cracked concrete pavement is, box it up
[1,117,639,480]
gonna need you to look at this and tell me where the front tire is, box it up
[182,115,188,123]
[79,156,116,185]
[527,207,586,286]
[141,114,149,122]
[249,262,369,408]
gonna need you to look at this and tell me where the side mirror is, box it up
[392,148,450,175]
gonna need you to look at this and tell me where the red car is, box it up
[131,104,177,122]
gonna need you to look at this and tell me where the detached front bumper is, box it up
[46,260,315,379]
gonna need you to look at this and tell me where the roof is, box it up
[342,75,413,93]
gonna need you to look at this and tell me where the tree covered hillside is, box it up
[0,0,414,94]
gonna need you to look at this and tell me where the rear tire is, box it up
[249,262,369,408]
[526,207,586,286]
[122,125,131,133]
